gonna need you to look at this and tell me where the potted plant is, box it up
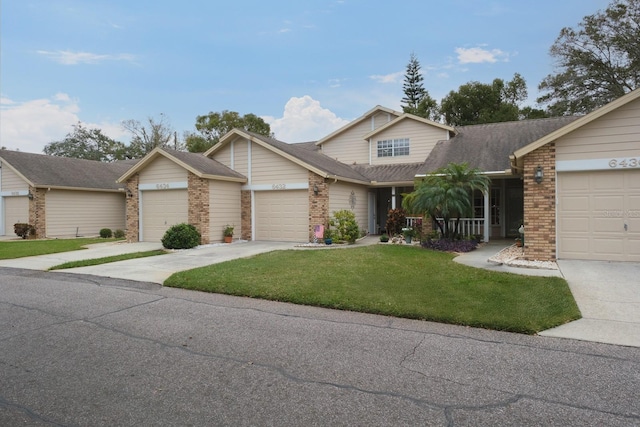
[379,234,389,243]
[515,237,523,247]
[223,225,234,243]
[402,227,416,244]
[323,227,333,245]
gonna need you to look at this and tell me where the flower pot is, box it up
[224,235,233,243]
[324,238,333,245]
[405,236,412,244]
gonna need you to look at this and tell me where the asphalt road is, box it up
[1,268,639,426]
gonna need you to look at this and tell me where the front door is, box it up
[505,181,523,237]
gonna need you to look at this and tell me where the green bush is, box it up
[99,228,113,238]
[385,208,406,236]
[161,223,201,249]
[14,223,35,239]
[329,210,360,243]
[114,229,125,239]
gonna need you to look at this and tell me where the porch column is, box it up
[391,187,396,209]
[483,189,490,242]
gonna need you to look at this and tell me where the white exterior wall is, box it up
[209,180,242,242]
[321,113,396,165]
[46,190,126,238]
[328,182,369,235]
[138,156,187,184]
[371,120,448,165]
[556,97,640,162]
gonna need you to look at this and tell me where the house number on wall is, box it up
[609,158,639,168]
[156,183,171,190]
[272,184,286,190]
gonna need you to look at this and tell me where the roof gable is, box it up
[117,147,246,183]
[315,105,402,146]
[207,129,370,184]
[362,113,455,139]
[513,88,640,162]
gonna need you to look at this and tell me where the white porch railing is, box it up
[405,217,423,228]
[435,218,485,238]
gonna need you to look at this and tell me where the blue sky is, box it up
[1,0,611,154]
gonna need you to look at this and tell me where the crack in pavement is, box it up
[0,395,73,427]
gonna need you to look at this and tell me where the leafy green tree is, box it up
[402,163,490,239]
[439,74,530,126]
[538,0,640,115]
[43,123,128,162]
[401,53,439,120]
[188,110,272,152]
[122,114,179,158]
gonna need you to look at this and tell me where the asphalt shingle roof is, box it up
[352,163,424,183]
[420,116,580,173]
[161,148,246,180]
[0,150,137,190]
[245,132,371,182]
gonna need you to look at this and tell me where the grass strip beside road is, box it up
[48,250,167,270]
[165,245,581,334]
[0,238,122,259]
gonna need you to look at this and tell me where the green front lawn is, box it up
[0,238,122,259]
[48,250,167,270]
[165,245,581,334]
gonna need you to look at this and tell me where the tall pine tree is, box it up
[401,53,438,120]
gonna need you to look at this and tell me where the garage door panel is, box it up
[255,190,307,242]
[4,196,29,236]
[558,170,639,261]
[141,189,188,242]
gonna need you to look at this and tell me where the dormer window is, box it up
[377,138,410,157]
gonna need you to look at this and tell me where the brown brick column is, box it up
[125,175,139,242]
[188,173,210,244]
[241,190,252,240]
[28,187,46,239]
[308,172,329,241]
[523,143,556,261]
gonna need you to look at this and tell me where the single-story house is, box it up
[3,88,638,261]
[0,150,135,238]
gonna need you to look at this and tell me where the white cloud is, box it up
[37,50,136,65]
[369,71,404,84]
[264,96,350,143]
[455,47,509,64]
[0,94,127,153]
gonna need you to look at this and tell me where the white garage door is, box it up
[255,190,308,242]
[4,196,29,236]
[558,170,640,261]
[141,189,188,242]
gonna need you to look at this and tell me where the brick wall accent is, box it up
[241,190,252,240]
[28,187,46,238]
[125,175,139,242]
[523,143,556,261]
[308,171,329,241]
[188,173,210,244]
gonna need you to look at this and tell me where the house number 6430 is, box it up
[272,184,286,190]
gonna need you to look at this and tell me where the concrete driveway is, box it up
[0,240,294,284]
[539,260,640,347]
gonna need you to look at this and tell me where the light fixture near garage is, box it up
[28,191,34,200]
[313,184,319,196]
[534,166,544,184]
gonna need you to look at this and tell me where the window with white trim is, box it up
[377,138,410,157]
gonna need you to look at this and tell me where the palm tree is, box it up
[403,163,490,239]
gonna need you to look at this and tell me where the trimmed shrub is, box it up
[329,210,360,243]
[14,223,35,239]
[113,229,125,239]
[99,228,113,238]
[161,223,201,249]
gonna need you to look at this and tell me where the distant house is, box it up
[3,88,639,262]
[0,151,136,238]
